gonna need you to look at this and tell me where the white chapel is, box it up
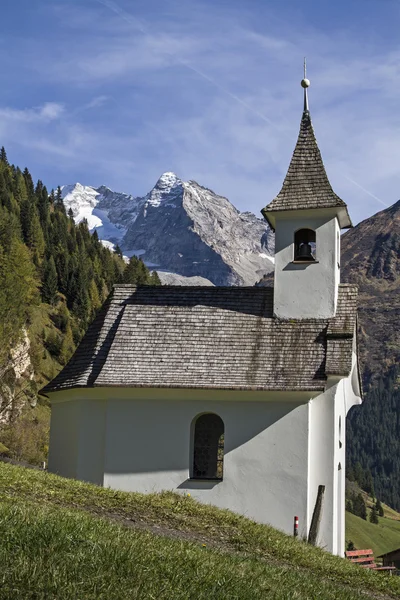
[43,76,362,557]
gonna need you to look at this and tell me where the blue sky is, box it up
[1,0,400,224]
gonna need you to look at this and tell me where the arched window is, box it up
[294,228,316,261]
[192,414,224,480]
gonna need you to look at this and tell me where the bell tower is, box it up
[261,64,352,319]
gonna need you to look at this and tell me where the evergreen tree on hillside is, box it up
[41,257,58,305]
[0,144,160,394]
[369,506,379,524]
[375,498,384,517]
[364,470,375,500]
[351,493,367,520]
[0,240,38,364]
[0,146,9,165]
[347,366,400,511]
[55,186,65,214]
[123,256,158,285]
[149,270,161,285]
[23,167,35,200]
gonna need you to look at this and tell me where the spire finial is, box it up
[301,57,310,111]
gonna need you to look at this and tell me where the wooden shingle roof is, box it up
[261,110,352,229]
[41,283,358,395]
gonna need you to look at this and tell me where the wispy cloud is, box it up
[0,102,65,123]
[1,0,400,224]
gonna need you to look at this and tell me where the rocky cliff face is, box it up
[62,173,275,286]
[0,330,35,425]
[341,200,400,383]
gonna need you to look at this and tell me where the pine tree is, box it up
[346,499,354,513]
[23,168,35,200]
[0,205,21,252]
[41,256,58,305]
[375,498,384,517]
[37,186,50,229]
[353,462,365,489]
[352,493,367,520]
[135,259,150,284]
[0,146,9,165]
[123,256,141,284]
[55,186,65,214]
[89,278,101,316]
[346,464,355,481]
[59,323,74,365]
[369,506,379,524]
[364,470,375,499]
[114,244,122,258]
[28,207,45,265]
[0,240,38,364]
[54,247,69,297]
[150,270,161,285]
[73,286,91,323]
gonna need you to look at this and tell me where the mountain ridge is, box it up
[62,173,275,286]
[341,199,400,381]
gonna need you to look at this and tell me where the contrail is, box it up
[94,0,276,128]
[344,176,388,207]
[94,0,388,210]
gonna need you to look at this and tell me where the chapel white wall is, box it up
[76,399,106,485]
[102,397,310,537]
[308,385,342,555]
[49,391,311,539]
[48,399,80,478]
[49,376,361,556]
[274,214,340,319]
[308,353,361,557]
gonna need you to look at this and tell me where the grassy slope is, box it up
[345,487,400,557]
[346,511,400,558]
[1,463,400,600]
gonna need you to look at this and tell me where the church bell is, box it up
[296,242,315,261]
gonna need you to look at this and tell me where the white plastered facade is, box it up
[273,210,341,319]
[48,352,361,556]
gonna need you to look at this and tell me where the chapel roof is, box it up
[261,107,352,230]
[41,283,358,395]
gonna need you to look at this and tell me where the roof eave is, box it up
[337,206,353,229]
[261,205,353,230]
[260,206,276,230]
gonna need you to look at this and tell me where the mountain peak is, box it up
[146,172,183,208]
[154,172,182,191]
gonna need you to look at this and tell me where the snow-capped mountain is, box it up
[61,183,140,248]
[62,173,274,286]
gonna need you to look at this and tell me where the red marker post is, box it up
[293,516,299,538]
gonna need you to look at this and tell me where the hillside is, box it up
[1,462,399,600]
[341,199,400,381]
[345,481,400,557]
[341,201,400,510]
[346,511,400,559]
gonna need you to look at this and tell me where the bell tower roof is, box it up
[262,67,352,230]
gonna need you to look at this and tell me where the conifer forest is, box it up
[0,147,160,462]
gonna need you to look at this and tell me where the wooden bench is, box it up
[346,549,396,573]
